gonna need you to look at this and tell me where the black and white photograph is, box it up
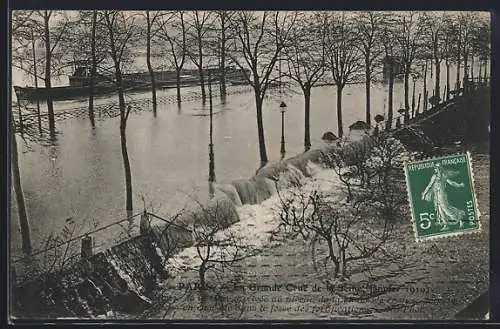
[8,10,491,321]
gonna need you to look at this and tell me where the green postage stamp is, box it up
[404,152,481,242]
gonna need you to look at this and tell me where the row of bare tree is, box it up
[12,10,490,157]
[11,11,490,256]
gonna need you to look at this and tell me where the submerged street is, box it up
[11,65,470,255]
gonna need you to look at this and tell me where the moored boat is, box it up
[14,65,251,102]
[14,83,118,102]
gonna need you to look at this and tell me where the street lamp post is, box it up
[280,101,287,159]
[208,73,216,196]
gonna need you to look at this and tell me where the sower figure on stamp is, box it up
[421,163,466,230]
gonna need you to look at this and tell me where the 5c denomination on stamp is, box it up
[404,152,480,242]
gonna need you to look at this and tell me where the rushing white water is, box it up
[165,161,344,277]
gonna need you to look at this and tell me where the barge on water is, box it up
[14,65,250,102]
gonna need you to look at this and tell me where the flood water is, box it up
[10,63,486,256]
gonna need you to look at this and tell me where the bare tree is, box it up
[73,11,105,127]
[325,12,363,138]
[213,11,235,100]
[380,16,398,131]
[191,202,257,292]
[279,188,393,279]
[145,11,164,117]
[284,12,326,151]
[227,11,298,167]
[420,13,446,103]
[168,198,260,316]
[445,15,463,92]
[89,11,98,127]
[10,109,32,255]
[353,11,385,127]
[101,11,140,214]
[441,14,455,100]
[470,15,490,83]
[157,11,188,106]
[273,133,405,280]
[37,10,72,139]
[186,11,213,105]
[59,11,109,128]
[458,12,477,89]
[12,11,34,32]
[11,16,43,133]
[392,12,422,120]
[12,11,72,138]
[10,12,37,255]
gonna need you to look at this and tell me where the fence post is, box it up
[395,117,402,130]
[140,211,150,236]
[81,235,93,275]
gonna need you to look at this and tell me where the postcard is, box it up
[9,10,490,321]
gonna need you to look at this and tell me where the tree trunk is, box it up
[120,116,133,212]
[403,64,410,112]
[471,54,475,83]
[31,30,42,134]
[365,60,371,127]
[463,53,469,81]
[386,59,394,131]
[403,68,410,124]
[107,14,133,213]
[114,58,133,212]
[88,10,97,128]
[176,69,182,106]
[463,52,469,92]
[255,92,268,167]
[336,85,344,138]
[456,42,461,91]
[146,11,157,117]
[423,59,428,110]
[198,261,209,307]
[304,87,311,151]
[197,37,206,104]
[435,58,441,102]
[446,59,450,100]
[199,262,206,290]
[430,58,433,78]
[43,12,56,139]
[326,238,340,278]
[478,61,482,84]
[11,112,32,255]
[199,67,206,105]
[411,80,416,119]
[219,22,227,98]
[340,249,347,278]
[484,59,488,82]
[416,93,421,115]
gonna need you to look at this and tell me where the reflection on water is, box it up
[10,64,486,255]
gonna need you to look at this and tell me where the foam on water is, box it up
[165,162,343,277]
